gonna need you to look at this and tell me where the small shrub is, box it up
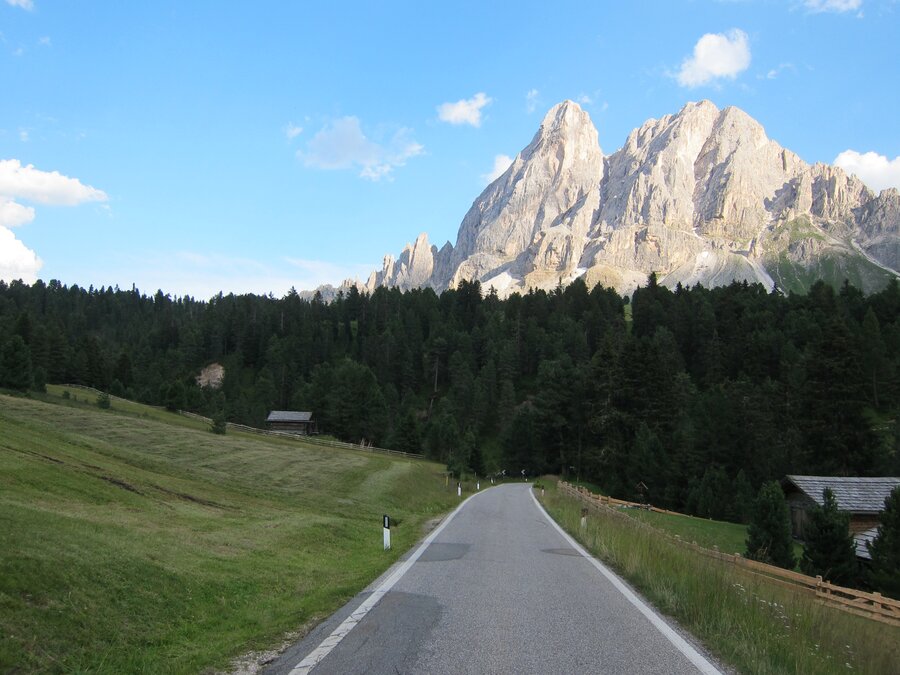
[96,392,111,409]
[210,412,227,435]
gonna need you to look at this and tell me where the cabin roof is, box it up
[266,410,313,423]
[783,475,900,514]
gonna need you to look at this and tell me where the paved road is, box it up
[264,484,722,675]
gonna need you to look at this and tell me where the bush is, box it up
[210,411,227,435]
[96,392,111,409]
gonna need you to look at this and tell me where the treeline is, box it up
[2,275,899,520]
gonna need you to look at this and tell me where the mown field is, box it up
[0,391,458,673]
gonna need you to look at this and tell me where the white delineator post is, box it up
[457,482,462,497]
[383,515,391,550]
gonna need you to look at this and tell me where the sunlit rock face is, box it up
[363,100,899,298]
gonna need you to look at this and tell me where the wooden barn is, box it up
[782,475,900,556]
[266,410,316,435]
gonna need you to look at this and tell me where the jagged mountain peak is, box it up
[360,100,900,299]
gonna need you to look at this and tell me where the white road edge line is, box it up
[288,490,485,674]
[529,489,723,675]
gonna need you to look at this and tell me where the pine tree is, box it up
[745,481,796,569]
[1,335,33,392]
[800,488,859,586]
[868,486,900,598]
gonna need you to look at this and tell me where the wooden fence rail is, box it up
[557,481,900,627]
[54,384,426,461]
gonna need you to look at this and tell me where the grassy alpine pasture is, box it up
[569,479,805,565]
[0,392,457,674]
[541,483,900,675]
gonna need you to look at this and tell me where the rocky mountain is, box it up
[362,100,900,297]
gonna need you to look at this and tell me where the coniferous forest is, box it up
[2,275,900,523]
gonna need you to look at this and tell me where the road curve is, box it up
[264,483,723,675]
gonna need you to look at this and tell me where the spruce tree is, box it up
[745,481,796,569]
[1,335,33,392]
[800,488,859,586]
[868,486,900,599]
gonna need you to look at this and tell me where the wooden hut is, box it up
[782,475,900,556]
[266,410,316,435]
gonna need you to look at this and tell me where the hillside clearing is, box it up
[0,392,457,674]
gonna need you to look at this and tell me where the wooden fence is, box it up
[55,384,425,461]
[557,481,900,627]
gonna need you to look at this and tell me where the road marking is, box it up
[530,489,723,675]
[288,490,485,674]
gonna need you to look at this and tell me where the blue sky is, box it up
[1,0,898,298]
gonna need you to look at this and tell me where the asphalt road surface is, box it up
[264,483,723,675]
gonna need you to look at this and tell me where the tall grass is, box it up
[541,485,899,674]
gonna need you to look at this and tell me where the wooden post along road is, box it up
[264,484,724,674]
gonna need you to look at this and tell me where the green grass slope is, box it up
[0,393,456,674]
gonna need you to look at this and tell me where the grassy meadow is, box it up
[0,391,458,673]
[541,482,900,675]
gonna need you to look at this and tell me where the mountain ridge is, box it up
[353,100,900,298]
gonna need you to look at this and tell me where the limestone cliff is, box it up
[363,100,899,297]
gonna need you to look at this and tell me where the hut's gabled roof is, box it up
[783,475,900,514]
[853,527,879,560]
[266,410,313,423]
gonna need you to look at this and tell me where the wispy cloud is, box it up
[526,89,540,114]
[96,251,373,300]
[481,154,514,185]
[284,122,303,140]
[834,150,900,193]
[299,116,423,181]
[437,92,492,127]
[761,62,796,79]
[676,29,751,88]
[5,0,34,10]
[804,0,862,13]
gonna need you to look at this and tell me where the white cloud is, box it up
[37,36,51,46]
[437,92,492,127]
[5,0,34,10]
[0,199,35,227]
[676,29,751,88]
[526,89,540,114]
[299,117,423,181]
[0,160,107,283]
[0,159,108,205]
[481,154,513,185]
[804,0,862,12]
[0,226,42,284]
[577,93,594,106]
[284,122,303,140]
[834,150,900,193]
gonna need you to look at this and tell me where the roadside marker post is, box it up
[457,482,462,497]
[580,507,588,530]
[383,515,391,550]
